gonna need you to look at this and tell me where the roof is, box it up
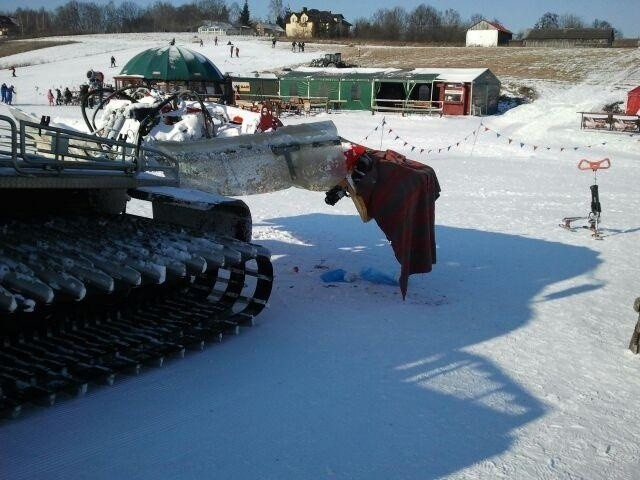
[0,16,19,28]
[469,20,512,34]
[629,86,640,95]
[200,21,233,29]
[291,8,350,26]
[524,28,614,40]
[282,67,494,83]
[120,46,224,82]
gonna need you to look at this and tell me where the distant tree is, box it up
[228,2,241,24]
[370,7,407,41]
[559,14,584,29]
[441,8,461,27]
[469,13,483,26]
[276,6,290,29]
[592,19,612,29]
[239,0,251,27]
[268,0,283,24]
[406,4,441,41]
[534,12,559,29]
[196,0,229,22]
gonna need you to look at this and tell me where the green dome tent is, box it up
[120,45,224,82]
[115,45,226,98]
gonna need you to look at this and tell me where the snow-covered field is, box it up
[1,33,640,480]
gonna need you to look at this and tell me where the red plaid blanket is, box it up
[355,149,440,299]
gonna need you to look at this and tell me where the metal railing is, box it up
[0,114,179,185]
[372,99,443,116]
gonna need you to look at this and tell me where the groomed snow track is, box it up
[0,215,273,420]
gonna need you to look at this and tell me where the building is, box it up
[0,16,19,38]
[116,45,225,96]
[197,22,233,36]
[522,28,614,47]
[466,20,512,47]
[286,7,351,38]
[627,86,640,115]
[255,22,285,37]
[277,67,500,115]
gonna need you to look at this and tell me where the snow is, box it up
[1,33,640,480]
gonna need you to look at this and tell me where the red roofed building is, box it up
[466,20,512,47]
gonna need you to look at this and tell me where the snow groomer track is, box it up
[0,114,273,420]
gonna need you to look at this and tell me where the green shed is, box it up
[278,69,376,110]
[116,45,225,95]
[278,67,500,115]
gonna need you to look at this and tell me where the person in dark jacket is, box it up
[64,87,72,105]
[5,85,15,105]
[1,83,6,103]
[56,88,62,106]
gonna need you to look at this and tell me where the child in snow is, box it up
[47,89,55,106]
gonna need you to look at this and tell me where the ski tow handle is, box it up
[578,158,610,171]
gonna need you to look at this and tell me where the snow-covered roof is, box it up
[411,68,490,82]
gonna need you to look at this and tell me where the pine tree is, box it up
[239,0,251,27]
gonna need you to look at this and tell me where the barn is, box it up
[115,45,225,96]
[466,20,513,47]
[278,67,500,115]
[522,28,614,47]
[626,86,640,115]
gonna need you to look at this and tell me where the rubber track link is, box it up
[0,215,273,420]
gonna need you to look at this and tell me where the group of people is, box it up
[228,41,239,58]
[46,87,73,106]
[291,41,305,52]
[1,83,16,104]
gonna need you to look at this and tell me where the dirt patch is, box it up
[323,44,639,84]
[0,40,77,63]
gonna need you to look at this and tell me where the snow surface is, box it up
[1,33,640,480]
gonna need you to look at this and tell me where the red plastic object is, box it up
[344,145,367,170]
[578,158,611,171]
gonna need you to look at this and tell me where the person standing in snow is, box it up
[235,46,239,58]
[1,83,6,103]
[291,40,296,51]
[5,85,15,105]
[272,37,276,48]
[214,36,218,46]
[56,88,62,106]
[200,38,203,47]
[110,56,116,68]
[63,87,72,105]
[47,89,55,106]
[11,66,16,77]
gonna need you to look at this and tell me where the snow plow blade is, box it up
[153,121,347,196]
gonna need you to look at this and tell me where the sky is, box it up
[1,0,639,37]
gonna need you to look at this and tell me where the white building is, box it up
[198,22,233,36]
[466,20,512,47]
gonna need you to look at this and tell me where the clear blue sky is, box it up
[2,0,639,37]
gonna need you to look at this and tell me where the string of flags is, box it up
[355,117,638,157]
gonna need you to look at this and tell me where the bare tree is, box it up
[559,13,585,29]
[268,0,283,23]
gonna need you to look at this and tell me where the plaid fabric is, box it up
[355,149,440,299]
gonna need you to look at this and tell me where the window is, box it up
[350,83,361,100]
[417,84,430,101]
[444,89,463,103]
[318,82,328,98]
[289,83,298,96]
